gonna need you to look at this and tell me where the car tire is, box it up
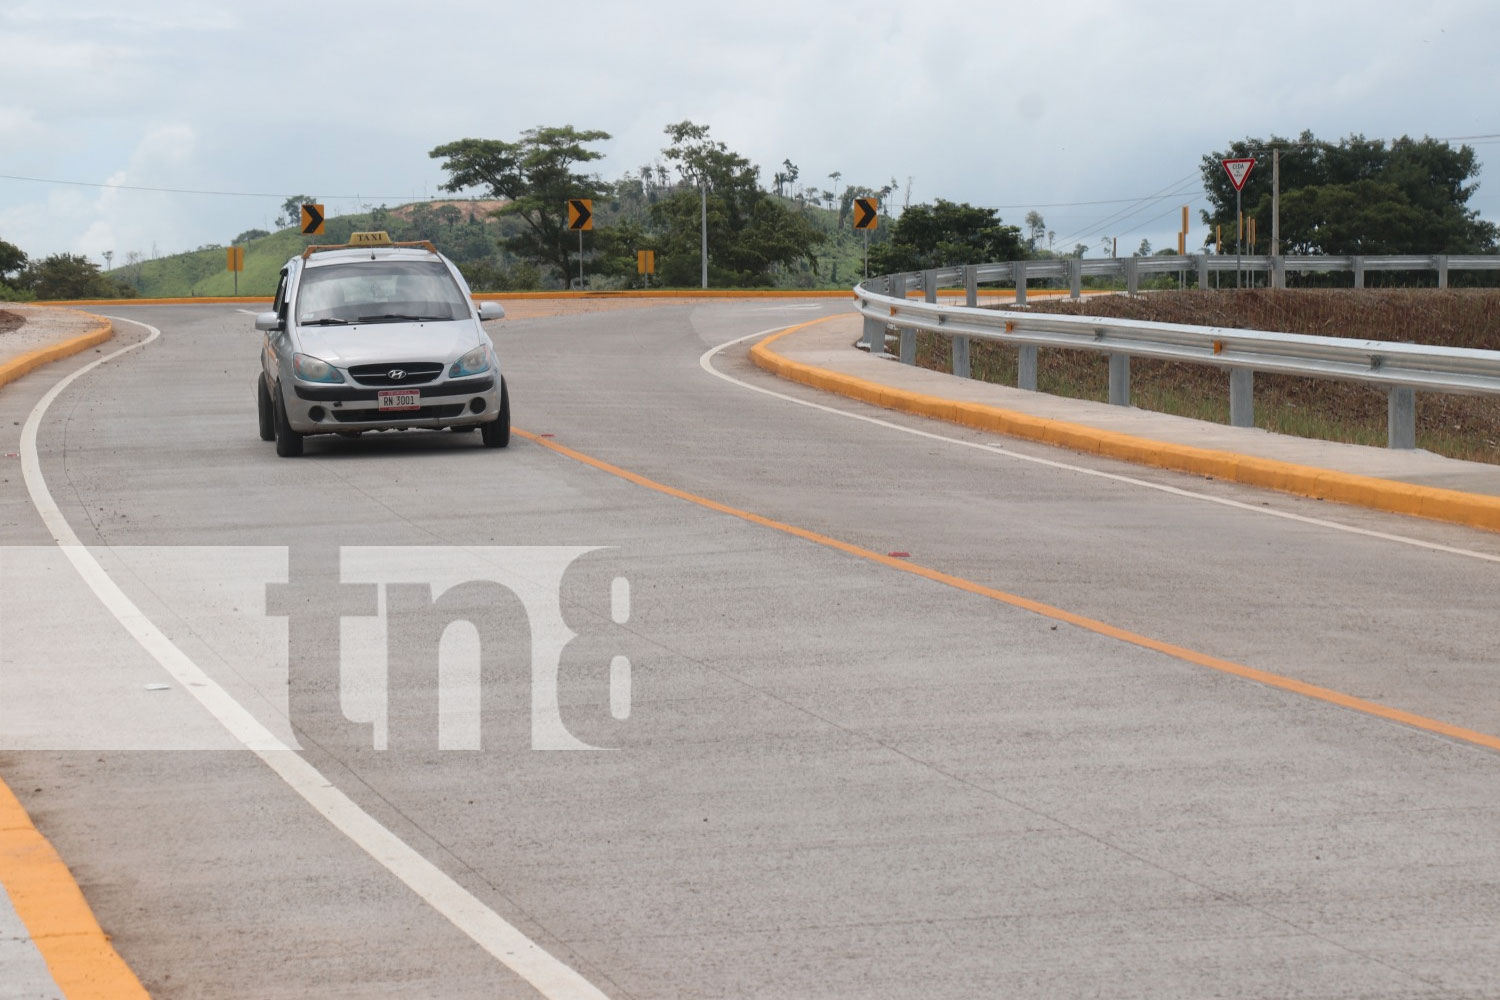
[273,387,304,457]
[481,378,510,449]
[256,374,276,441]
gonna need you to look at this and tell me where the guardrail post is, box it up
[904,270,933,363]
[1013,261,1027,304]
[899,328,916,365]
[1197,254,1210,290]
[952,336,970,379]
[964,265,978,307]
[1436,255,1449,289]
[1067,258,1082,298]
[1108,354,1130,405]
[1124,258,1139,295]
[866,273,902,354]
[1229,369,1254,427]
[1352,256,1365,289]
[1387,387,1416,449]
[1018,346,1038,391]
[1272,256,1286,290]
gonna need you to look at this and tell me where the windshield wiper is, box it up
[302,317,349,326]
[357,314,450,323]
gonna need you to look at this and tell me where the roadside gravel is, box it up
[0,305,105,366]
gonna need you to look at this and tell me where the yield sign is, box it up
[300,203,325,235]
[1221,158,1256,192]
[567,198,593,231]
[853,197,878,230]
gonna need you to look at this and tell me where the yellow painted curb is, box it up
[477,289,853,300]
[0,313,115,390]
[0,783,150,999]
[38,289,856,307]
[749,322,1500,533]
[37,296,272,307]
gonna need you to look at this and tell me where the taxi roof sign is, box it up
[301,233,439,259]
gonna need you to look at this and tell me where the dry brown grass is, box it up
[912,289,1500,463]
[0,310,22,335]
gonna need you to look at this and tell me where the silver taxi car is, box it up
[255,232,508,456]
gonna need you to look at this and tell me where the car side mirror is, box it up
[254,311,282,332]
[476,301,505,322]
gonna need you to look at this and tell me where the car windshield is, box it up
[295,259,469,325]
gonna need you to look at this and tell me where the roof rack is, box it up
[301,232,439,259]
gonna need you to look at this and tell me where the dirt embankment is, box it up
[923,289,1500,463]
[0,310,22,336]
[386,199,507,222]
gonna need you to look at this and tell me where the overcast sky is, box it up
[2,0,1497,264]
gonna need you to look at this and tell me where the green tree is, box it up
[233,228,270,243]
[429,126,612,283]
[1024,211,1046,252]
[651,122,823,286]
[19,254,136,299]
[0,238,26,286]
[868,200,1026,273]
[1200,132,1497,255]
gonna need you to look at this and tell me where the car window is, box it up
[273,269,289,317]
[294,260,469,325]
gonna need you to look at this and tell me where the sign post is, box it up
[853,197,879,278]
[567,198,593,290]
[226,244,244,295]
[1222,158,1255,289]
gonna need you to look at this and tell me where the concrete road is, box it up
[2,300,1499,998]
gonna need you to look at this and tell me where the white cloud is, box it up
[2,0,1497,259]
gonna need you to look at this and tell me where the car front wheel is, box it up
[273,387,304,457]
[256,373,276,441]
[481,377,510,449]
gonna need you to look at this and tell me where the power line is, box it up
[0,173,440,202]
[1052,172,1202,249]
[982,192,1206,210]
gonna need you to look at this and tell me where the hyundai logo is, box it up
[387,369,406,381]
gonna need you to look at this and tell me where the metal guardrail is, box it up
[854,256,1500,449]
[876,253,1500,304]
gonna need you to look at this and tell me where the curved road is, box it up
[3,300,1500,998]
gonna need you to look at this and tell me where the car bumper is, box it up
[283,375,500,434]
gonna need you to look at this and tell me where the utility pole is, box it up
[1272,146,1281,259]
[700,181,708,289]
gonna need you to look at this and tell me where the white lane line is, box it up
[22,317,610,1000]
[234,308,260,315]
[700,328,1500,565]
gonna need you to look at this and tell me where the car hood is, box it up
[294,320,482,367]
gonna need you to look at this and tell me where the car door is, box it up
[265,266,290,386]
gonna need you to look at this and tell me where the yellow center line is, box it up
[514,425,1500,756]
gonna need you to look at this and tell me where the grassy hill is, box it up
[110,197,877,297]
[109,207,452,298]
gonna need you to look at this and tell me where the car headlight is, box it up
[450,345,491,378]
[293,353,344,383]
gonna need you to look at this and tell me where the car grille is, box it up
[348,362,445,386]
[330,404,466,423]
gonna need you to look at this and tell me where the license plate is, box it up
[378,389,420,411]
